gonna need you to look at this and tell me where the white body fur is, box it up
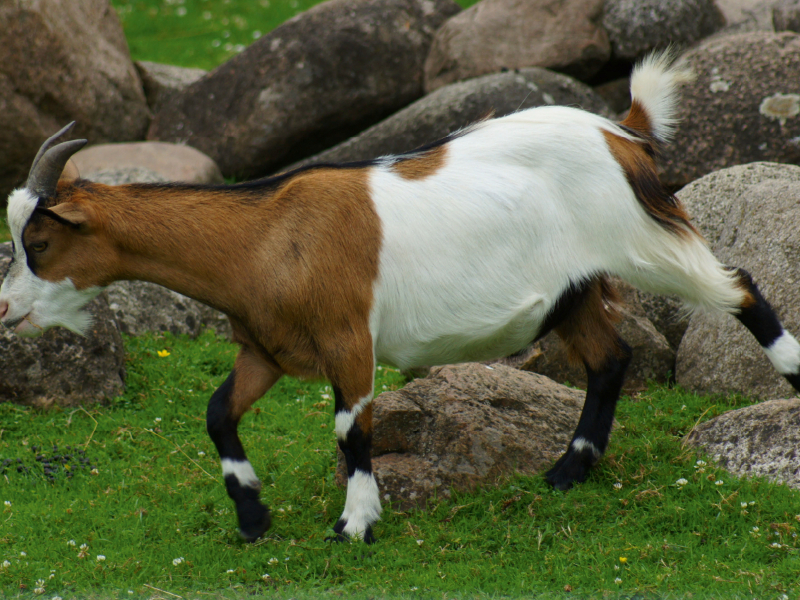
[368,108,743,370]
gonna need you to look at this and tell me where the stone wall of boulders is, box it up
[3,0,800,493]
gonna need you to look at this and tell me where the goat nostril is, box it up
[0,301,8,320]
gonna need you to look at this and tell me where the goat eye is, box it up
[30,242,48,253]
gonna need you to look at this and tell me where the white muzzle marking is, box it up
[0,188,102,336]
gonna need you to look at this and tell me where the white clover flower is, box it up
[741,502,748,508]
[614,564,620,570]
[321,393,331,400]
[770,542,782,549]
[613,482,623,490]
[2,560,10,568]
[172,557,184,566]
[154,417,162,423]
[96,555,106,562]
[676,478,688,487]
[416,539,424,546]
[90,468,99,475]
[80,544,88,550]
[261,573,270,581]
[3,501,10,507]
[67,540,76,547]
[52,596,63,600]
[615,577,622,584]
[226,569,235,574]
[176,6,187,16]
[234,44,246,53]
[715,480,723,486]
[20,551,26,557]
[203,11,212,19]
[696,460,706,466]
[212,40,221,48]
[197,451,205,457]
[752,527,759,533]
[268,557,278,565]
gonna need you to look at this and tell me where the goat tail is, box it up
[622,48,694,145]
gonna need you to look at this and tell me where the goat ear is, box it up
[42,202,93,231]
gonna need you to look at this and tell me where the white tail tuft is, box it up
[629,48,694,144]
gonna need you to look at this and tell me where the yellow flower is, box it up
[619,557,628,564]
[157,350,171,358]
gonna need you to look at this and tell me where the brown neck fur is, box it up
[52,170,383,378]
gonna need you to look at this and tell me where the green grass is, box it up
[1,331,799,599]
[112,0,481,70]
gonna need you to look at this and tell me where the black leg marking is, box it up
[734,268,800,391]
[207,370,271,541]
[546,339,632,491]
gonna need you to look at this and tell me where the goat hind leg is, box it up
[734,268,800,391]
[544,277,631,490]
[206,346,282,541]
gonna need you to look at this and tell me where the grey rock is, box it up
[107,281,232,340]
[148,0,461,179]
[135,61,207,114]
[0,0,151,200]
[337,363,585,509]
[0,243,125,407]
[661,32,800,188]
[292,68,612,168]
[685,398,800,489]
[676,162,800,399]
[715,0,779,33]
[424,0,610,92]
[602,0,725,61]
[72,141,224,185]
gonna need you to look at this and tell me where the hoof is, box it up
[325,520,376,544]
[545,450,590,491]
[238,504,271,543]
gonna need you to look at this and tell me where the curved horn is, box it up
[26,124,88,201]
[28,122,77,176]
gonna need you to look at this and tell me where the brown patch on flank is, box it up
[391,145,447,180]
[602,130,697,238]
[555,277,625,372]
[620,99,652,137]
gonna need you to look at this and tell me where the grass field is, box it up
[112,0,480,70]
[1,332,799,599]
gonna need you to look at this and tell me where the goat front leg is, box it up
[326,349,381,543]
[544,277,632,490]
[206,345,282,541]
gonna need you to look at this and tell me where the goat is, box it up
[2,51,800,544]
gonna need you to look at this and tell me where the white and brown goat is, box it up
[3,52,800,543]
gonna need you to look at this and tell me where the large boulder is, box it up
[107,281,232,340]
[676,162,800,399]
[685,398,800,490]
[424,0,609,93]
[602,0,725,61]
[661,32,800,188]
[71,142,224,185]
[292,68,611,168]
[135,61,207,114]
[338,363,585,509]
[0,243,126,407]
[0,0,150,200]
[148,0,461,179]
